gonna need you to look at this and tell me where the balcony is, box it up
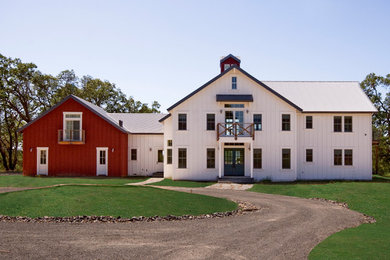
[58,130,85,144]
[217,123,254,140]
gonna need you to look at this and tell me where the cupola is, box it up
[220,54,241,73]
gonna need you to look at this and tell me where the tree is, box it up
[361,73,390,175]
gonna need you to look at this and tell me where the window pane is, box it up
[167,149,172,164]
[178,114,187,130]
[254,114,262,131]
[167,140,172,146]
[306,149,313,162]
[178,148,187,168]
[131,149,137,160]
[157,150,164,163]
[334,149,342,165]
[207,114,215,131]
[282,149,291,169]
[65,114,80,118]
[334,116,342,132]
[40,150,46,165]
[207,148,215,168]
[344,149,353,166]
[253,149,262,169]
[100,150,106,165]
[224,104,244,108]
[344,116,353,132]
[306,116,313,129]
[232,76,237,89]
[282,114,290,131]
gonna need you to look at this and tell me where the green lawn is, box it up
[149,178,214,187]
[0,175,146,187]
[250,179,390,259]
[0,185,236,218]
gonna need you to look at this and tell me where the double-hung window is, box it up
[253,149,262,169]
[167,149,172,164]
[344,116,353,132]
[334,149,342,166]
[282,149,291,169]
[131,149,137,161]
[344,149,353,166]
[306,149,313,162]
[206,148,215,168]
[206,114,215,131]
[282,114,290,131]
[253,114,262,131]
[306,116,313,129]
[178,148,187,168]
[157,150,163,163]
[333,116,342,132]
[178,114,187,130]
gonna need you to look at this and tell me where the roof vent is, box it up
[119,120,123,127]
[220,54,241,73]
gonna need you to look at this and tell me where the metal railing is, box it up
[58,130,85,144]
[217,123,254,140]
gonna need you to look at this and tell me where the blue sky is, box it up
[1,0,389,111]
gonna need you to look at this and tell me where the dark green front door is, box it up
[224,148,245,176]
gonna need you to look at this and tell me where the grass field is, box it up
[0,175,146,187]
[250,178,390,259]
[149,179,214,187]
[0,185,237,218]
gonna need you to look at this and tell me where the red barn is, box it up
[19,95,165,177]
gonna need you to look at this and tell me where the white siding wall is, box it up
[164,69,299,181]
[128,134,164,176]
[297,114,372,180]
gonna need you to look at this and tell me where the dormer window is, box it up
[232,77,237,89]
[63,112,82,141]
[224,64,231,71]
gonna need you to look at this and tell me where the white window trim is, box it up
[177,147,188,169]
[280,112,292,132]
[206,112,216,131]
[305,115,314,130]
[252,112,263,131]
[130,148,138,161]
[304,147,314,164]
[281,147,293,171]
[177,112,189,131]
[206,146,217,170]
[232,76,237,89]
[63,112,83,139]
[253,147,263,170]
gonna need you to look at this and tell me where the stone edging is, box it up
[309,197,376,224]
[0,201,259,224]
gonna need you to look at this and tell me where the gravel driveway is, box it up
[0,186,366,259]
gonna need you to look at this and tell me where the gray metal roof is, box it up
[108,113,166,134]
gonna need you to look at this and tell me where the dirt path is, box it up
[0,185,366,260]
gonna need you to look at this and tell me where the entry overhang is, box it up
[216,94,253,102]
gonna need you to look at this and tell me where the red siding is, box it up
[22,98,128,177]
[220,57,240,73]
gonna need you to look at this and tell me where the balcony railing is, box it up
[217,123,254,140]
[58,130,85,144]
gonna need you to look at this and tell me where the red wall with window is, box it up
[21,98,128,177]
[220,57,240,73]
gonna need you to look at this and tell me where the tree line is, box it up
[0,54,160,171]
[361,73,390,176]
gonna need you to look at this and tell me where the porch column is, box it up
[250,140,254,178]
[218,141,222,178]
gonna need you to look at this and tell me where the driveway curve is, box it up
[0,186,366,260]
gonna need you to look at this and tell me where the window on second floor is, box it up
[167,140,172,146]
[178,114,187,130]
[282,114,291,131]
[206,114,215,131]
[334,116,342,132]
[253,114,262,131]
[344,116,353,132]
[232,76,237,89]
[306,116,313,129]
[63,112,82,141]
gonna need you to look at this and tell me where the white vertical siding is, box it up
[128,134,164,176]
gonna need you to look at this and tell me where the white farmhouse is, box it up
[160,54,377,182]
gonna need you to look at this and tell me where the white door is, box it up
[96,148,108,176]
[37,147,48,175]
